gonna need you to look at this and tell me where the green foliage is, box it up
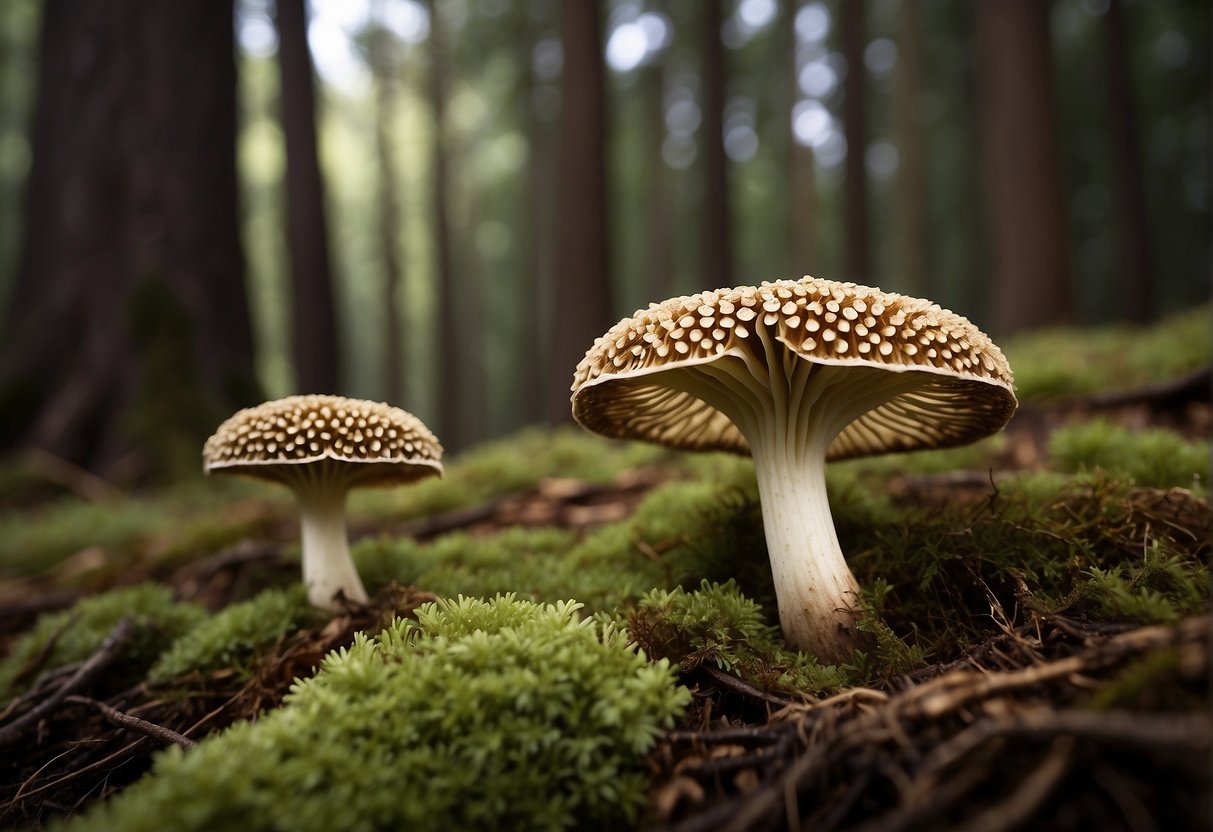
[1006,307,1210,402]
[630,580,849,695]
[850,578,930,678]
[1049,420,1209,491]
[846,472,1210,660]
[355,474,772,614]
[1078,543,1208,625]
[150,585,314,682]
[72,596,691,832]
[351,427,670,522]
[0,478,283,580]
[0,584,205,697]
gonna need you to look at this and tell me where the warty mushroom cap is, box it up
[203,395,442,611]
[570,276,1016,662]
[203,394,443,487]
[572,276,1016,457]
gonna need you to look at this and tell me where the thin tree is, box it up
[521,10,557,426]
[701,0,731,289]
[644,23,674,298]
[548,0,611,423]
[425,0,463,447]
[368,13,406,403]
[0,0,259,476]
[276,0,341,393]
[841,0,869,283]
[785,0,817,275]
[1102,0,1153,322]
[894,0,926,296]
[977,0,1074,334]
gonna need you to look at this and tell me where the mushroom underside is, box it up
[575,327,1010,661]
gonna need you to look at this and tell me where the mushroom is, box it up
[203,395,443,610]
[570,276,1015,662]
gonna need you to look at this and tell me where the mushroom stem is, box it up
[296,488,369,609]
[750,436,864,662]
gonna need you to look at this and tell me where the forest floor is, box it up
[0,312,1209,831]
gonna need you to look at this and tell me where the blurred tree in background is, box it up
[0,0,1207,476]
[0,0,259,478]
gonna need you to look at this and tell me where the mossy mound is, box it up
[69,596,691,832]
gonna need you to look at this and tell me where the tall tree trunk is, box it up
[785,0,817,276]
[894,0,926,297]
[521,13,555,426]
[841,0,870,283]
[701,0,731,290]
[276,0,340,393]
[1102,0,1153,323]
[369,21,405,403]
[548,0,611,424]
[977,0,1073,334]
[426,0,462,447]
[644,50,674,298]
[0,0,258,477]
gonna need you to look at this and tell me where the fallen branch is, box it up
[64,695,195,749]
[0,618,134,748]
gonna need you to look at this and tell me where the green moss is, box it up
[350,427,671,522]
[0,584,205,697]
[71,596,691,832]
[629,580,850,695]
[150,585,315,682]
[1077,542,1208,625]
[1006,306,1210,401]
[1049,420,1209,491]
[354,475,775,614]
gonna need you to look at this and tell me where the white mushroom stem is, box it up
[295,487,369,610]
[665,329,928,662]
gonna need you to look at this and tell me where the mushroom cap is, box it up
[203,395,443,488]
[571,276,1017,460]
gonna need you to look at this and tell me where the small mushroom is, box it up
[203,395,443,610]
[571,276,1016,662]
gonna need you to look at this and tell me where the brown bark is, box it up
[521,14,556,426]
[0,0,259,476]
[701,0,731,290]
[785,0,816,275]
[894,0,927,296]
[644,53,674,298]
[841,0,870,283]
[369,22,405,403]
[548,0,611,424]
[426,0,463,447]
[276,0,341,393]
[977,0,1074,334]
[1102,0,1153,323]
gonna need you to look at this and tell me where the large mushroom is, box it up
[571,276,1016,662]
[203,395,443,610]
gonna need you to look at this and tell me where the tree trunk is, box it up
[548,0,611,424]
[701,0,731,290]
[644,50,674,298]
[276,0,341,393]
[0,0,259,477]
[369,21,405,403]
[1102,0,1153,323]
[426,0,463,447]
[894,0,927,297]
[841,0,870,283]
[785,0,817,276]
[521,13,556,426]
[977,0,1074,334]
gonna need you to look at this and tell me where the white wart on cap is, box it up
[203,395,443,610]
[571,276,1016,661]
